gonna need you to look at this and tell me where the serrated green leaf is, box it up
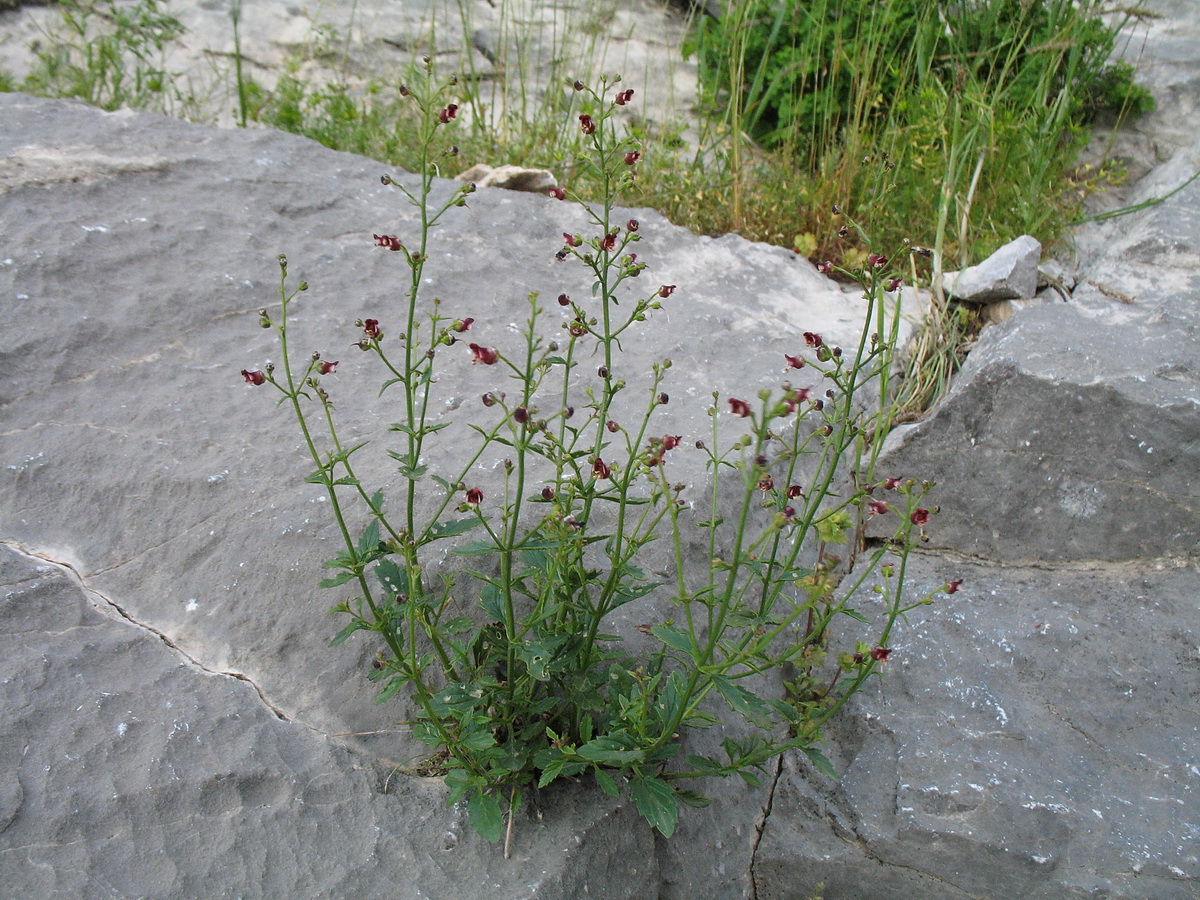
[577,737,644,766]
[452,539,497,557]
[480,583,505,622]
[376,676,405,703]
[538,757,565,789]
[594,767,619,797]
[468,792,505,842]
[839,607,868,622]
[318,571,356,589]
[804,746,838,779]
[357,520,380,556]
[374,559,408,597]
[683,754,725,775]
[519,641,551,681]
[674,788,711,809]
[426,518,480,541]
[711,674,774,728]
[630,775,678,838]
[441,616,474,635]
[459,729,497,751]
[651,624,693,655]
[329,619,366,647]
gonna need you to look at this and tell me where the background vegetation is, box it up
[2,0,1154,413]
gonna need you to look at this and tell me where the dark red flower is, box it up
[600,232,618,252]
[816,260,832,274]
[886,277,903,292]
[438,104,459,124]
[558,293,571,306]
[541,486,555,500]
[606,419,619,433]
[785,354,805,369]
[579,114,596,135]
[362,319,381,339]
[867,499,889,515]
[624,150,641,166]
[317,360,339,375]
[946,579,963,594]
[592,457,611,479]
[563,233,583,247]
[452,317,474,333]
[867,253,888,269]
[657,392,669,405]
[626,219,639,232]
[803,332,823,348]
[728,398,751,417]
[513,406,529,424]
[548,187,566,200]
[884,476,902,490]
[870,646,892,662]
[241,369,266,385]
[658,284,676,299]
[373,234,402,251]
[469,343,499,365]
[757,476,774,492]
[910,508,930,525]
[614,89,634,105]
[786,484,803,499]
[465,487,483,505]
[663,434,682,450]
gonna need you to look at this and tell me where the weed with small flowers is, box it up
[240,73,958,854]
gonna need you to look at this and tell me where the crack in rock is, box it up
[1,538,308,729]
[746,753,785,900]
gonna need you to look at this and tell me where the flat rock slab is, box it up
[0,543,658,899]
[0,92,875,898]
[755,553,1200,900]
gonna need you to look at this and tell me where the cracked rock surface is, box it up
[1,1,1199,896]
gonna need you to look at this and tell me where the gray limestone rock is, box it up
[0,544,658,899]
[0,91,871,899]
[942,234,1042,304]
[753,554,1200,900]
[875,144,1200,564]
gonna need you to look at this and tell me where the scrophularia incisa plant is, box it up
[241,69,959,856]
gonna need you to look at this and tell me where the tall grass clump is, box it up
[12,0,212,118]
[676,0,1151,260]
